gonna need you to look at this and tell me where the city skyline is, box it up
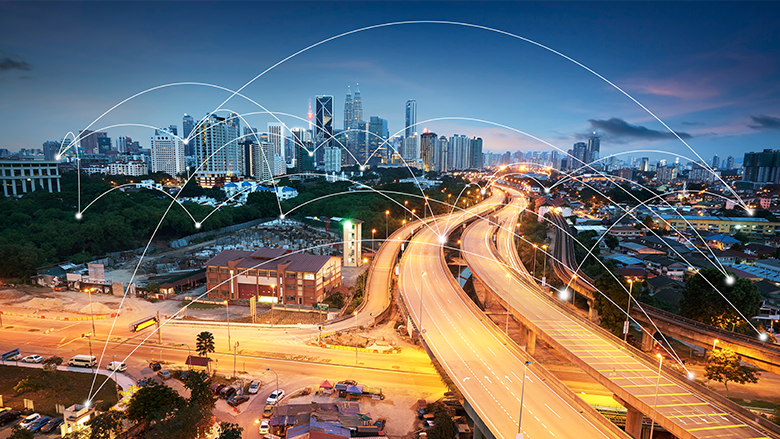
[1,2,779,163]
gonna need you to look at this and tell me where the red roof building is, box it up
[205,248,342,306]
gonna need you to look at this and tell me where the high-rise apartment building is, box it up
[324,145,342,173]
[115,136,131,153]
[712,155,720,169]
[368,116,388,166]
[267,123,286,176]
[253,142,275,183]
[151,133,185,177]
[726,156,735,171]
[587,134,600,163]
[743,150,780,184]
[656,165,678,184]
[436,136,449,173]
[405,100,417,139]
[183,114,195,156]
[78,130,108,154]
[194,113,242,184]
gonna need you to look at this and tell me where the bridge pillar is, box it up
[613,395,643,439]
[641,331,654,352]
[474,425,483,439]
[526,329,536,356]
[587,299,598,321]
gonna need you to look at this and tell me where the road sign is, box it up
[1,348,19,361]
[316,303,329,311]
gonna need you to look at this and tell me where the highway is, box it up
[397,188,623,439]
[462,186,774,439]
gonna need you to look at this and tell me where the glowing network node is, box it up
[308,151,314,157]
[183,139,189,145]
[75,212,82,220]
[558,289,570,301]
[438,235,447,244]
[481,188,486,195]
[747,209,755,216]
[687,372,695,380]
[359,166,365,171]
[544,187,550,194]
[759,332,769,342]
[724,276,735,286]
[55,154,61,160]
[194,222,201,229]
[280,214,286,219]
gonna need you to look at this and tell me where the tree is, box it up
[126,382,185,428]
[86,410,126,439]
[604,234,619,250]
[705,348,759,398]
[8,425,34,439]
[679,268,761,330]
[13,377,39,393]
[147,405,212,439]
[196,331,216,357]
[592,273,631,336]
[426,402,456,439]
[185,370,217,412]
[218,422,244,439]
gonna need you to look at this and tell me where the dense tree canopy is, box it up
[705,348,759,397]
[679,268,761,330]
[593,272,631,336]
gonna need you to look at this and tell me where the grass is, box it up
[729,397,780,410]
[0,365,118,415]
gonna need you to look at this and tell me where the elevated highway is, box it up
[462,187,777,439]
[397,189,626,439]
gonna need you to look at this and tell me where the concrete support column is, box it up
[641,331,654,352]
[614,395,643,439]
[474,425,483,439]
[587,299,598,321]
[526,329,536,356]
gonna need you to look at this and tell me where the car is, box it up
[211,383,226,395]
[219,386,237,400]
[339,379,357,386]
[40,417,64,434]
[19,413,41,428]
[28,416,51,432]
[180,370,189,382]
[258,419,270,435]
[266,389,285,405]
[248,380,260,394]
[107,361,127,372]
[21,355,43,363]
[227,394,250,407]
[262,405,274,418]
[149,361,162,372]
[0,410,21,426]
[157,370,172,380]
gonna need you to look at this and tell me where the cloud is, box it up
[681,121,704,126]
[0,55,31,71]
[586,117,692,141]
[748,115,780,130]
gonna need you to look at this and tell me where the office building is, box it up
[712,155,720,169]
[469,137,483,169]
[155,125,178,136]
[194,113,242,185]
[403,135,418,162]
[267,123,286,176]
[1,160,61,197]
[420,130,438,172]
[353,85,363,128]
[115,136,131,153]
[656,165,677,184]
[205,247,342,306]
[436,136,449,173]
[107,161,148,176]
[78,130,108,154]
[183,114,195,156]
[726,156,735,171]
[292,127,314,174]
[587,134,600,163]
[344,87,353,130]
[743,149,780,184]
[405,100,417,139]
[151,133,185,177]
[43,141,60,160]
[324,145,342,173]
[368,116,388,165]
[315,95,333,165]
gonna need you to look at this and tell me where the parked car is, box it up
[0,410,21,426]
[28,416,52,432]
[21,355,43,363]
[219,386,237,400]
[258,419,270,435]
[262,404,274,418]
[248,380,260,394]
[149,361,162,372]
[40,417,64,434]
[211,383,226,395]
[19,413,41,428]
[180,370,190,382]
[107,361,127,372]
[227,395,250,407]
[157,370,172,380]
[266,389,285,405]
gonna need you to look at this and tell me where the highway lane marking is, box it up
[666,413,728,419]
[486,346,497,356]
[686,424,747,432]
[656,403,710,407]
[544,403,561,419]
[635,392,692,397]
[621,383,676,388]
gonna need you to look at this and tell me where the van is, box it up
[68,355,97,368]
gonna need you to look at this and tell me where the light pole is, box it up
[271,284,276,326]
[649,354,663,439]
[266,367,278,400]
[354,311,359,364]
[385,210,390,239]
[371,229,376,252]
[517,360,532,439]
[711,339,719,356]
[181,343,191,369]
[532,244,538,277]
[224,300,231,349]
[624,280,633,342]
[542,244,548,286]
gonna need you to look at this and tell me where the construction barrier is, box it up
[0,311,118,321]
[320,343,401,354]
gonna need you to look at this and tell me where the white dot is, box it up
[308,152,314,157]
[559,289,570,301]
[279,214,285,219]
[55,154,61,160]
[481,188,486,195]
[759,332,769,342]
[194,222,201,229]
[183,139,189,145]
[746,209,755,216]
[687,372,695,380]
[438,235,447,244]
[544,188,550,194]
[359,166,365,171]
[75,212,82,220]
[725,276,735,286]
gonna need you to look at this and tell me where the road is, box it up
[396,188,621,439]
[462,186,774,439]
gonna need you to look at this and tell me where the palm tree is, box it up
[196,331,215,361]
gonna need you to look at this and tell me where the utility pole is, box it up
[233,341,239,379]
[156,311,161,343]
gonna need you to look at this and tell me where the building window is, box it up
[259,270,268,277]
[304,273,314,280]
[286,272,296,278]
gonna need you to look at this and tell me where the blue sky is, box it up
[1,1,779,163]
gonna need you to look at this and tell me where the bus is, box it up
[68,355,97,368]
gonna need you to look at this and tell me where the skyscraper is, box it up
[43,141,60,160]
[324,145,342,173]
[155,125,178,136]
[587,134,600,164]
[315,95,333,165]
[420,130,438,172]
[194,113,242,185]
[405,100,417,139]
[151,133,185,177]
[267,123,286,176]
[712,155,720,169]
[182,114,195,156]
[368,116,388,166]
[344,87,353,130]
[571,142,588,169]
[353,84,363,127]
[469,137,483,169]
[726,156,735,171]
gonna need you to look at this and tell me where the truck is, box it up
[417,399,428,420]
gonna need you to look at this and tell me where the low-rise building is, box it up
[656,214,780,238]
[205,248,341,306]
[0,159,61,197]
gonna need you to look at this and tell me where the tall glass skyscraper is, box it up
[182,114,195,156]
[405,100,417,139]
[316,95,333,165]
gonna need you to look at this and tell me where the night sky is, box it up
[1,1,779,163]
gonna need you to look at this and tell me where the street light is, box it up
[385,210,390,239]
[354,311,359,365]
[624,280,633,342]
[371,229,376,252]
[649,354,663,439]
[224,300,231,348]
[181,343,191,369]
[266,367,278,401]
[712,339,719,354]
[532,244,538,277]
[542,244,548,286]
[517,360,532,439]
